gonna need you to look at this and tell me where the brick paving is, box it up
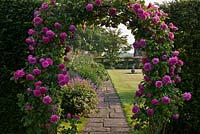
[83,80,131,134]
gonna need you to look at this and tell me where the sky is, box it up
[118,0,173,53]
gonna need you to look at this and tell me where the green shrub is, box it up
[160,0,200,133]
[0,0,42,133]
[61,78,99,116]
[68,51,108,86]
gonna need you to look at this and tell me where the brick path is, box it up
[82,80,131,134]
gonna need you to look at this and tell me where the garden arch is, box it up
[14,0,191,134]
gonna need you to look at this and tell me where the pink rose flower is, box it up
[172,114,179,120]
[14,69,25,80]
[155,81,163,88]
[42,60,49,68]
[152,58,159,64]
[69,25,76,32]
[108,8,117,16]
[40,87,48,93]
[183,92,192,101]
[86,4,93,11]
[58,64,65,70]
[33,17,43,25]
[161,96,171,104]
[151,99,159,105]
[95,0,102,6]
[41,2,48,9]
[43,95,52,104]
[162,75,171,84]
[143,63,152,71]
[139,38,146,48]
[59,32,67,40]
[33,68,41,75]
[147,108,154,115]
[33,89,42,97]
[132,105,140,113]
[54,22,61,29]
[50,114,59,123]
[26,74,34,81]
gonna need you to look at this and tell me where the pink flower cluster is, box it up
[14,69,25,81]
[40,58,53,68]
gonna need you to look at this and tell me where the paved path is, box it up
[83,80,131,134]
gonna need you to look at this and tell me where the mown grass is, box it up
[107,69,143,133]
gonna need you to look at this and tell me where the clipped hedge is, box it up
[161,0,200,133]
[0,0,42,133]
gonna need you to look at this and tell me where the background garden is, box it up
[0,0,199,134]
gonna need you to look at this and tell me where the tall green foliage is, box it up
[0,0,42,133]
[161,0,200,133]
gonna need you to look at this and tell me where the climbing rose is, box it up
[69,25,76,32]
[26,74,34,81]
[43,96,52,104]
[34,11,40,17]
[160,23,168,30]
[162,96,171,104]
[162,75,171,84]
[28,55,36,64]
[143,63,152,71]
[172,51,179,57]
[183,92,192,101]
[152,58,159,64]
[40,87,48,93]
[46,58,53,65]
[147,108,154,115]
[162,54,167,60]
[26,37,35,45]
[46,30,55,38]
[86,4,93,11]
[144,75,149,81]
[133,41,139,49]
[155,81,163,88]
[168,32,174,40]
[42,27,49,33]
[139,38,146,48]
[136,89,144,97]
[108,8,117,16]
[28,29,36,35]
[152,15,160,24]
[58,64,65,70]
[64,56,70,62]
[95,0,102,6]
[142,57,148,64]
[132,3,141,11]
[54,22,61,29]
[172,114,179,120]
[59,32,67,40]
[35,81,42,88]
[168,57,178,65]
[138,84,144,90]
[41,2,48,9]
[42,36,50,44]
[66,113,72,119]
[52,104,57,112]
[42,60,50,68]
[50,115,59,123]
[33,68,41,75]
[151,99,159,105]
[25,104,32,111]
[45,123,51,129]
[14,69,25,80]
[132,105,140,113]
[33,89,42,97]
[146,93,151,97]
[177,60,184,66]
[50,0,56,5]
[175,76,182,83]
[66,45,71,53]
[33,17,43,25]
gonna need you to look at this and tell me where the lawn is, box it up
[107,69,143,133]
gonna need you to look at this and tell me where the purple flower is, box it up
[162,75,171,84]
[86,4,93,11]
[133,41,139,49]
[75,115,80,120]
[162,54,167,60]
[34,11,40,17]
[27,88,32,92]
[40,87,48,93]
[170,67,175,76]
[52,104,57,112]
[172,51,179,57]
[177,60,184,66]
[152,15,160,24]
[143,63,152,71]
[158,36,164,43]
[66,45,71,53]
[28,55,37,64]
[146,93,151,97]
[54,22,61,29]
[183,92,192,101]
[168,32,174,40]
[33,68,41,75]
[138,84,144,90]
[169,23,179,31]
[33,89,42,97]
[168,57,178,65]
[161,96,171,104]
[135,89,144,97]
[155,81,163,88]
[147,108,154,115]
[25,104,32,111]
[132,3,141,11]
[42,27,49,33]
[42,60,49,68]
[66,113,71,119]
[144,75,149,81]
[50,115,59,123]
[64,56,70,62]
[26,74,34,81]
[59,32,67,40]
[14,69,25,80]
[28,29,36,35]
[152,58,159,64]
[50,0,56,5]
[46,58,53,65]
[28,45,34,51]
[142,57,148,64]
[151,99,159,105]
[58,64,65,70]
[95,0,102,6]
[43,96,52,104]
[33,17,43,25]
[26,37,35,45]
[42,36,50,44]
[45,123,51,129]
[41,2,48,9]
[108,8,117,16]
[172,114,179,120]
[132,105,140,113]
[139,38,146,48]
[35,81,42,87]
[69,25,76,32]
[46,30,55,38]
[175,76,182,83]
[160,23,168,30]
